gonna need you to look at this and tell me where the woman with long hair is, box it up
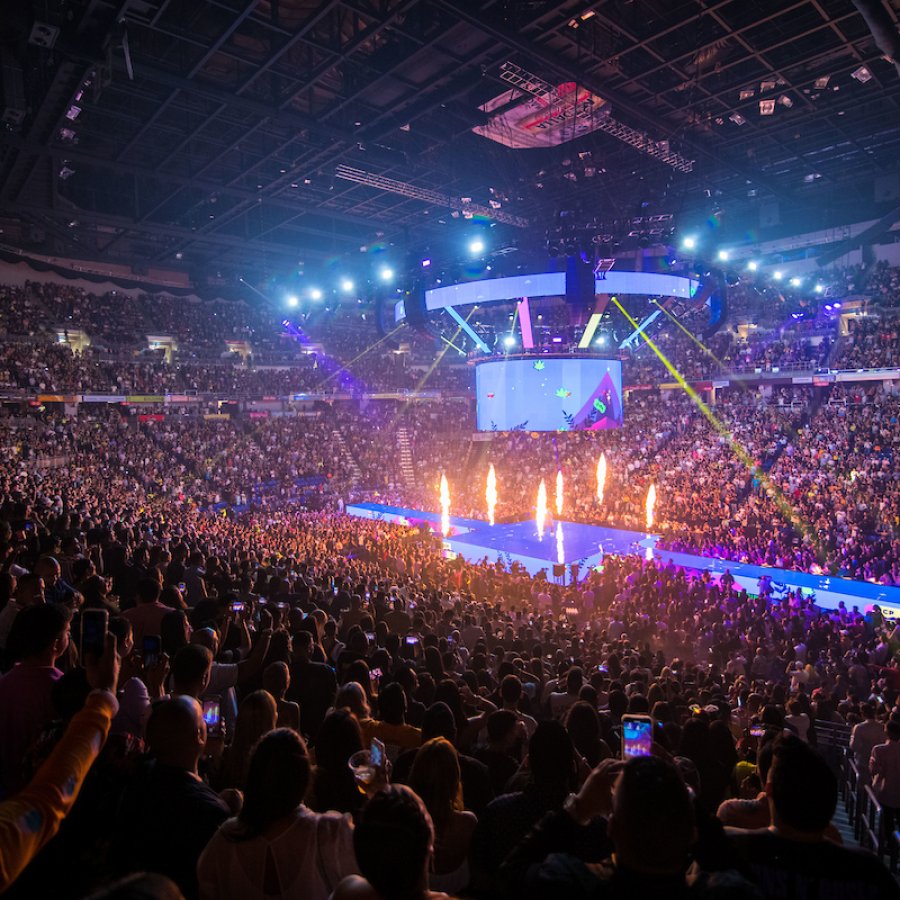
[218,690,277,791]
[307,709,365,820]
[198,729,357,900]
[564,701,612,767]
[407,737,476,895]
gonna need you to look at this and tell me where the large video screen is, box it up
[476,357,623,432]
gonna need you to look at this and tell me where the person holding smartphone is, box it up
[0,604,73,797]
[122,577,172,646]
[0,631,120,893]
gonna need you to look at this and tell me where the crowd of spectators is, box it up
[0,263,899,897]
[1,474,900,897]
[0,265,898,401]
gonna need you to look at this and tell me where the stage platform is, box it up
[345,503,900,614]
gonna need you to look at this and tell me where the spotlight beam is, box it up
[608,295,823,565]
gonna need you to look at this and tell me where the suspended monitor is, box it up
[475,356,623,432]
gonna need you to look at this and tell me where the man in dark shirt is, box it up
[729,736,899,899]
[471,721,575,891]
[287,629,337,741]
[116,696,228,899]
[472,709,521,797]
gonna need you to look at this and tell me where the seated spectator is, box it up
[716,739,775,830]
[197,728,357,900]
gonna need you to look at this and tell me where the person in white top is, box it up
[851,703,886,783]
[197,729,357,900]
[784,699,811,742]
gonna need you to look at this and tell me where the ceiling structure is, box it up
[0,0,899,284]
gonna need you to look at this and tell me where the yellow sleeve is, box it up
[0,690,117,892]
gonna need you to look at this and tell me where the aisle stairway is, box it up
[332,429,363,485]
[397,427,417,488]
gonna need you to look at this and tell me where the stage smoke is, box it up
[646,483,656,530]
[556,470,563,516]
[556,521,564,565]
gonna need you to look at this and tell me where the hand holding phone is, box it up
[370,737,385,770]
[621,714,653,759]
[80,609,109,663]
[142,634,162,670]
[202,697,223,738]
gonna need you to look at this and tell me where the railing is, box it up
[838,739,900,872]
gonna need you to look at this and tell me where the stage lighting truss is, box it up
[333,165,530,228]
[498,62,694,174]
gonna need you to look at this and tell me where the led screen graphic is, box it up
[476,357,623,432]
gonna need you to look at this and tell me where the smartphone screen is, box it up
[405,635,419,645]
[142,634,162,669]
[80,609,108,661]
[750,725,766,738]
[202,698,222,737]
[231,601,244,613]
[621,716,653,759]
[370,737,385,769]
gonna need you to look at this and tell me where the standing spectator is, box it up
[116,696,229,899]
[0,604,72,797]
[123,577,171,646]
[871,720,900,836]
[332,786,442,900]
[197,728,357,900]
[407,737,476,895]
[218,690,277,791]
[851,703,886,782]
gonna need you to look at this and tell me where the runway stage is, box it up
[346,502,900,614]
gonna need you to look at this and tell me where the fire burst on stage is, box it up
[597,453,607,507]
[645,483,656,560]
[555,470,563,517]
[536,479,547,540]
[440,473,451,537]
[486,464,498,526]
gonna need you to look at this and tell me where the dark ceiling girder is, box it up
[433,0,810,206]
[9,200,351,264]
[113,0,263,162]
[0,134,379,236]
[121,0,425,258]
